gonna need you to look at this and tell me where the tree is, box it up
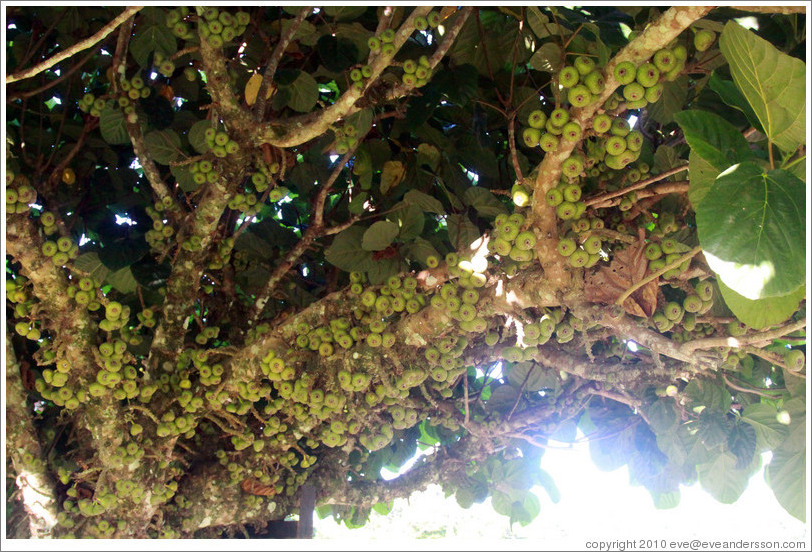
[4,5,807,539]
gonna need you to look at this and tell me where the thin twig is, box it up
[616,246,702,307]
[6,6,143,84]
[722,373,783,399]
[585,165,689,207]
[254,6,312,120]
[680,319,807,355]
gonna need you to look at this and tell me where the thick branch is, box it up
[680,319,807,355]
[529,6,714,293]
[585,165,689,207]
[6,6,143,84]
[6,341,59,538]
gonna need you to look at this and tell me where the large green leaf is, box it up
[717,279,805,330]
[697,452,751,504]
[284,71,319,113]
[506,362,555,392]
[741,403,789,451]
[708,72,761,132]
[463,187,508,218]
[673,110,752,171]
[99,106,130,145]
[316,35,359,73]
[389,204,424,241]
[144,129,183,165]
[129,23,177,68]
[361,221,399,251]
[696,163,805,299]
[322,6,366,21]
[765,447,806,522]
[687,150,719,208]
[188,120,212,154]
[647,77,688,126]
[534,468,560,503]
[403,189,444,214]
[324,226,374,272]
[380,161,406,195]
[447,214,481,249]
[106,267,138,294]
[73,252,110,282]
[719,21,806,154]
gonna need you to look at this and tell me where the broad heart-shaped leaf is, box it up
[388,203,424,241]
[687,150,719,208]
[719,21,806,154]
[284,71,319,113]
[361,221,399,251]
[463,187,509,218]
[506,362,556,392]
[684,379,731,413]
[653,145,681,179]
[316,35,359,73]
[187,120,212,154]
[322,5,366,21]
[697,451,751,504]
[105,266,138,294]
[727,421,757,469]
[129,24,176,67]
[696,163,805,299]
[673,110,753,171]
[647,76,688,125]
[400,237,440,266]
[403,189,444,214]
[380,160,406,195]
[708,72,762,133]
[143,130,182,165]
[73,252,110,283]
[742,403,790,452]
[169,164,198,193]
[529,42,563,72]
[650,490,681,510]
[534,468,560,503]
[324,225,374,272]
[447,214,481,250]
[766,446,806,522]
[484,384,520,414]
[99,106,129,145]
[717,279,805,330]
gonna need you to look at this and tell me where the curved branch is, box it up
[584,165,689,207]
[6,6,143,84]
[255,6,433,148]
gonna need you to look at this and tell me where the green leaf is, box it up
[506,362,554,392]
[765,446,806,522]
[284,71,319,113]
[447,214,481,250]
[99,106,130,145]
[463,187,508,218]
[534,468,560,503]
[432,63,479,106]
[371,500,393,516]
[717,279,805,330]
[528,42,562,72]
[485,385,520,414]
[697,452,751,504]
[719,21,806,154]
[322,6,367,21]
[416,143,441,173]
[143,130,183,165]
[687,150,719,208]
[129,24,177,68]
[708,72,762,132]
[650,490,681,509]
[526,7,552,39]
[684,379,731,413]
[73,252,110,282]
[455,486,475,509]
[727,421,757,469]
[169,165,198,193]
[380,160,406,195]
[400,237,440,266]
[697,411,729,449]
[362,221,399,251]
[674,110,753,171]
[188,120,212,154]
[389,204,424,241]
[645,399,678,434]
[317,35,359,73]
[344,108,374,140]
[491,491,512,516]
[696,163,805,299]
[324,226,374,272]
[403,189,444,214]
[647,76,689,125]
[105,267,138,294]
[652,145,681,179]
[743,402,790,452]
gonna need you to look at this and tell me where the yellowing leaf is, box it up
[244,73,274,107]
